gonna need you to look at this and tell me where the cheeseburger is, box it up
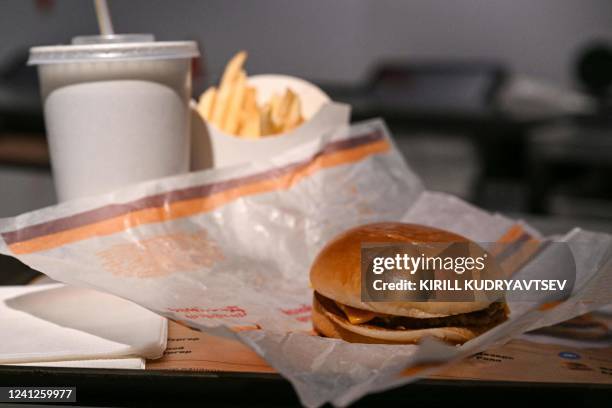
[310,222,508,344]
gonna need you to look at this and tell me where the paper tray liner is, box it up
[146,321,612,385]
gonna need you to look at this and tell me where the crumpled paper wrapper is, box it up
[1,119,611,407]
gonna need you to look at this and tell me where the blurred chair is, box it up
[367,61,506,118]
[0,50,44,134]
[527,124,612,216]
[325,60,507,126]
[0,49,48,169]
[323,60,559,211]
[526,41,612,217]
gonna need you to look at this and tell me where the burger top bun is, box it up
[310,222,492,318]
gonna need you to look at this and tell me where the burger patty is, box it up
[316,292,507,330]
[367,302,507,330]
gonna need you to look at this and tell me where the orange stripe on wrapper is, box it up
[7,138,390,255]
[498,225,527,244]
[486,224,541,279]
[231,325,262,332]
[401,362,444,377]
[538,301,563,311]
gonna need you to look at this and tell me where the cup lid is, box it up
[28,34,199,65]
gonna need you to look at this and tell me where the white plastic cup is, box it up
[28,35,199,202]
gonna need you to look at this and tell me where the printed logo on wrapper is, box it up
[361,241,576,303]
[97,230,224,278]
[167,305,247,320]
[281,304,312,323]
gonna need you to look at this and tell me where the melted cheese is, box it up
[335,302,380,325]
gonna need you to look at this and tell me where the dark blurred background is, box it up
[1,0,612,235]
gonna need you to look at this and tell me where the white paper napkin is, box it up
[0,284,167,365]
[10,358,145,369]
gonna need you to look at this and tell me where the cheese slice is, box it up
[335,302,380,325]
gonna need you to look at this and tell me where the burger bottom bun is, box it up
[312,294,497,345]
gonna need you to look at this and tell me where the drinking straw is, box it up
[94,0,115,36]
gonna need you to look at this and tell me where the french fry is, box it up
[210,83,231,128]
[237,87,260,137]
[197,87,216,120]
[268,93,282,127]
[243,87,258,114]
[219,51,247,90]
[282,94,303,132]
[210,51,247,128]
[281,89,298,129]
[273,89,297,131]
[260,104,277,136]
[238,109,261,139]
[196,50,307,139]
[222,70,247,134]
